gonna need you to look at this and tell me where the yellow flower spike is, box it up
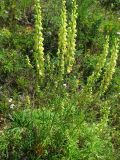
[86,35,109,93]
[79,36,110,106]
[57,0,67,78]
[34,0,44,79]
[66,0,78,73]
[98,37,119,97]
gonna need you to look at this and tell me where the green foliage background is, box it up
[0,0,120,159]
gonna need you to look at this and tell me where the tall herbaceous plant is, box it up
[33,0,119,99]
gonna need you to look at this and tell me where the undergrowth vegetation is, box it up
[0,0,120,160]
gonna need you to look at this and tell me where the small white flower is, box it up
[63,84,67,87]
[5,11,8,14]
[19,95,25,101]
[8,98,13,103]
[10,104,15,109]
[116,32,120,35]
